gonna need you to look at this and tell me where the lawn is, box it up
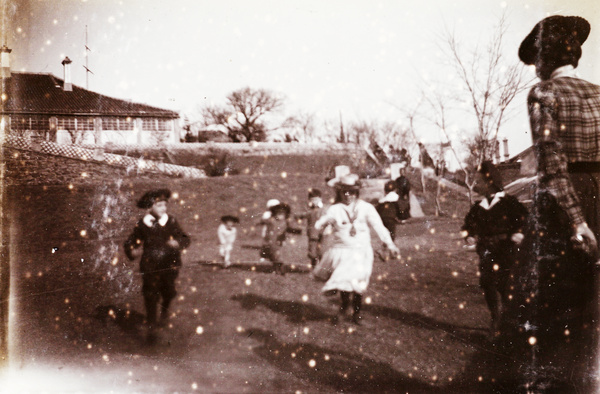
[4,169,515,393]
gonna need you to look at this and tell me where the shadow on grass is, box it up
[232,293,487,345]
[242,328,443,393]
[194,260,312,274]
[363,304,488,346]
[93,304,146,336]
[232,293,332,323]
[241,244,262,250]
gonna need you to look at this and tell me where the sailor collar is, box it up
[479,191,505,210]
[143,213,169,227]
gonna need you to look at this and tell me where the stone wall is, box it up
[2,147,174,186]
[103,141,364,157]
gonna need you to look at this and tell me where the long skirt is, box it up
[313,245,374,294]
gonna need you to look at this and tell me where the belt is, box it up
[567,162,600,173]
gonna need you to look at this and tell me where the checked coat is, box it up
[527,65,600,228]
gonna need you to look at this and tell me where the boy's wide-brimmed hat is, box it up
[220,215,240,223]
[519,15,590,65]
[136,189,171,209]
[308,188,322,198]
[478,161,504,190]
[269,202,291,218]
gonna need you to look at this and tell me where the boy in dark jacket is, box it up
[461,162,528,337]
[376,180,403,241]
[124,189,190,343]
[294,189,325,268]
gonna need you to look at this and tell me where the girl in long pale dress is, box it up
[314,174,399,324]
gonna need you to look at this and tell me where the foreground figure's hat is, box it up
[136,189,171,209]
[519,15,590,65]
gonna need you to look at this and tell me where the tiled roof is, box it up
[1,72,178,118]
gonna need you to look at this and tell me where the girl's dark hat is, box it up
[136,189,171,209]
[269,202,291,218]
[519,16,590,65]
[308,188,322,198]
[220,215,240,223]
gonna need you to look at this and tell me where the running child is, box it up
[124,188,190,344]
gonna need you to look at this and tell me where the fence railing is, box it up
[3,135,206,179]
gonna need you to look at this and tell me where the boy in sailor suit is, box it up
[461,162,528,336]
[124,189,190,343]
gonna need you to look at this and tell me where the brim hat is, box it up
[308,188,322,198]
[326,165,351,187]
[519,15,590,65]
[220,215,240,223]
[269,202,291,218]
[478,161,503,190]
[136,188,171,209]
[330,174,361,190]
[266,199,281,208]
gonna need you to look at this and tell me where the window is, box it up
[102,117,118,130]
[30,116,49,132]
[157,119,171,132]
[57,117,76,130]
[10,115,29,131]
[77,117,94,131]
[119,117,134,131]
[142,118,157,131]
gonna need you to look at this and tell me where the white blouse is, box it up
[315,199,394,249]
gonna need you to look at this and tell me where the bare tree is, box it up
[282,111,317,143]
[440,12,531,171]
[200,87,285,142]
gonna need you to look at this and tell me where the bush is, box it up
[202,149,239,177]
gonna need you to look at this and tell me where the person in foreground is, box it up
[313,172,399,325]
[505,14,600,392]
[124,189,190,344]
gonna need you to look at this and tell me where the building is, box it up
[0,46,180,145]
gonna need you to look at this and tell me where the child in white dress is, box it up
[314,173,399,324]
[218,215,239,267]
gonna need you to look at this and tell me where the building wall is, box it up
[7,115,178,146]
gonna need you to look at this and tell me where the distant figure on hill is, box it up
[294,189,326,268]
[417,142,434,170]
[394,164,411,221]
[376,181,402,241]
[124,189,190,345]
[218,215,239,268]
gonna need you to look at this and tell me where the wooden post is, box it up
[93,117,102,145]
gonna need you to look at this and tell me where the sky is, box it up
[3,0,600,162]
